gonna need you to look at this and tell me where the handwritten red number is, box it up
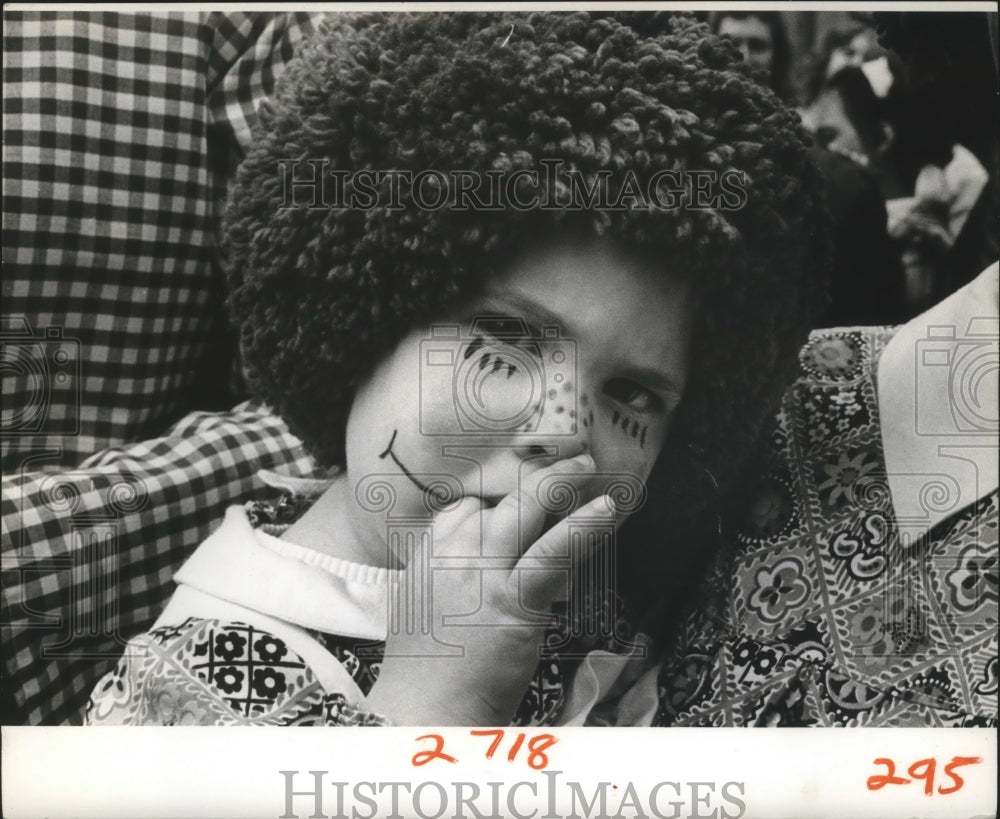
[938,756,983,795]
[867,756,983,795]
[470,729,505,760]
[867,758,910,791]
[907,758,936,796]
[526,734,558,770]
[412,734,457,766]
[469,730,556,769]
[507,733,525,762]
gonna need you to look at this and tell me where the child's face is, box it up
[343,234,696,549]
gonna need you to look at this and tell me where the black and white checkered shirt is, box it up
[2,10,321,724]
[2,400,319,724]
[2,11,318,473]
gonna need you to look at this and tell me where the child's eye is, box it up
[603,378,661,412]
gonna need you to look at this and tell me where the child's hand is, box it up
[365,453,615,725]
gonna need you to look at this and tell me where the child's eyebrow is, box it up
[477,291,568,334]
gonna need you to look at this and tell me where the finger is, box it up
[432,495,486,542]
[487,452,597,558]
[432,496,493,561]
[512,494,617,610]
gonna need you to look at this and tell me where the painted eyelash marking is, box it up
[463,336,486,360]
[477,352,517,378]
[467,336,518,378]
[609,410,649,448]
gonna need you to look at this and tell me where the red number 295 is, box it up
[867,756,983,795]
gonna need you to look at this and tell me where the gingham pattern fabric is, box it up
[1,400,320,725]
[2,11,318,473]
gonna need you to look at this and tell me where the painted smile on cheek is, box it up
[378,429,432,493]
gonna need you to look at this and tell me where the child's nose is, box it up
[507,389,590,465]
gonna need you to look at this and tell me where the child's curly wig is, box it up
[225,11,831,634]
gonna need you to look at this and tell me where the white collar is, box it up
[878,262,999,541]
[173,506,396,640]
[173,507,653,725]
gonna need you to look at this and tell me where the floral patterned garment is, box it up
[656,328,998,727]
[86,496,641,727]
[86,613,635,727]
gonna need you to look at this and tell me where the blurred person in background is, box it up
[801,64,905,326]
[800,10,997,323]
[874,11,998,315]
[802,16,883,107]
[709,11,794,103]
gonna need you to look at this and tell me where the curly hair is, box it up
[224,11,830,637]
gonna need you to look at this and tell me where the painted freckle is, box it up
[548,389,557,400]
[612,410,620,426]
[620,417,629,433]
[630,420,638,437]
[563,382,572,392]
[554,405,564,414]
[580,394,589,406]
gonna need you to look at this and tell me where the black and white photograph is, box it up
[2,4,997,817]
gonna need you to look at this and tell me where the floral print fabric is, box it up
[655,328,998,727]
[86,618,329,725]
[86,496,641,727]
[85,613,613,726]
